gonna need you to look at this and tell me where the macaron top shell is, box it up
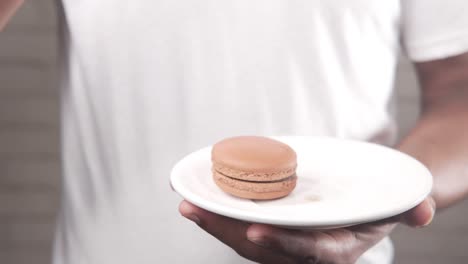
[211,136,297,175]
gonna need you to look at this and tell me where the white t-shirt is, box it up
[53,1,468,263]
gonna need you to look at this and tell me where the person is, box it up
[2,1,468,263]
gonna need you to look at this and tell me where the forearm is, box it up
[397,95,468,209]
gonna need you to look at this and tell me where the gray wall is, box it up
[0,1,59,264]
[0,1,467,264]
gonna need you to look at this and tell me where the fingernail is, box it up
[184,214,201,225]
[179,201,200,224]
[420,215,433,227]
[420,198,436,227]
[247,237,270,248]
[429,197,437,212]
[247,225,270,248]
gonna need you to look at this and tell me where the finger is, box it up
[179,201,293,264]
[179,200,248,244]
[247,224,381,264]
[400,196,436,228]
[247,224,325,262]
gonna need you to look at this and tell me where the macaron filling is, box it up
[212,163,296,182]
[213,171,297,193]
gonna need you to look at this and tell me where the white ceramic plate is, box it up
[170,136,432,229]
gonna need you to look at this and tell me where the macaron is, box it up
[211,136,297,200]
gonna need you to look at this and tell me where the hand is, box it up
[179,197,435,264]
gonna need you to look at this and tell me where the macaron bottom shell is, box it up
[213,171,297,200]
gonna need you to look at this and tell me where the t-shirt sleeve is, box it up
[401,0,468,62]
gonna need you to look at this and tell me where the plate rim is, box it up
[170,136,433,228]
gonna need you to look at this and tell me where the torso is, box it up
[55,1,401,263]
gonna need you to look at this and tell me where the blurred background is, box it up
[0,1,467,264]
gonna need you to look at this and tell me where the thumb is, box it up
[400,196,436,228]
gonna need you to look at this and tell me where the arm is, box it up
[179,53,468,263]
[177,55,468,263]
[0,0,23,31]
[398,52,468,209]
